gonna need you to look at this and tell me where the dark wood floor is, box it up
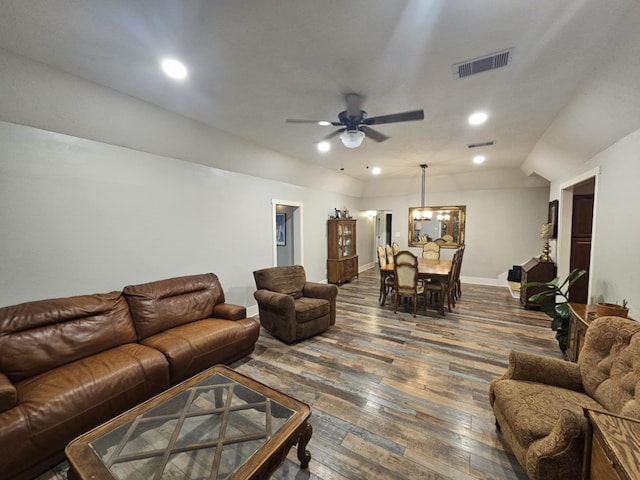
[39,267,562,480]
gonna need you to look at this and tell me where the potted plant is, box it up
[595,299,629,318]
[522,268,587,352]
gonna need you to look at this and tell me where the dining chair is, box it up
[393,250,425,317]
[392,241,400,255]
[422,241,440,260]
[385,244,394,264]
[425,250,459,313]
[442,234,454,243]
[453,244,465,300]
[378,245,394,303]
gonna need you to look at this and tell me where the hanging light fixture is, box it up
[413,164,432,220]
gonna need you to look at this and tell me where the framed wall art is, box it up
[276,213,286,246]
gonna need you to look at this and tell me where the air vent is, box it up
[454,49,512,78]
[467,141,495,149]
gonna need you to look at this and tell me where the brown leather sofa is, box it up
[0,273,260,480]
[489,316,640,480]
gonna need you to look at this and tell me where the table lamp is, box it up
[540,223,554,261]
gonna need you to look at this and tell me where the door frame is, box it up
[272,199,303,267]
[557,167,600,303]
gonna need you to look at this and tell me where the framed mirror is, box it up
[408,205,466,247]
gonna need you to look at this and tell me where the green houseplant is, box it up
[522,268,587,352]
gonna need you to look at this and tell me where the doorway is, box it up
[272,200,303,267]
[558,169,598,303]
[374,211,393,263]
[568,187,594,302]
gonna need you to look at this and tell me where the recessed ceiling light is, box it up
[473,155,486,164]
[318,121,331,126]
[372,167,382,175]
[161,58,188,80]
[317,141,330,152]
[468,112,488,125]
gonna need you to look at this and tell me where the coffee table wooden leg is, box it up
[297,421,312,469]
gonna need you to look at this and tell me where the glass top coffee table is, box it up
[65,365,312,480]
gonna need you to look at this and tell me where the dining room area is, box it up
[377,237,465,318]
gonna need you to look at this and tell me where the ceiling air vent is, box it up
[454,49,512,78]
[467,141,495,149]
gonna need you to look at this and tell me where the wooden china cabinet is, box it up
[327,218,358,285]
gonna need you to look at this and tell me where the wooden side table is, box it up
[583,408,640,479]
[567,303,595,362]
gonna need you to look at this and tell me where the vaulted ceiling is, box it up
[1,0,639,185]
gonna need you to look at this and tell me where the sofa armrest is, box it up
[254,290,295,314]
[526,409,587,479]
[501,350,584,392]
[212,302,247,320]
[303,282,338,301]
[0,372,17,413]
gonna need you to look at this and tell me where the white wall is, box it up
[0,46,552,308]
[0,121,359,308]
[550,127,640,316]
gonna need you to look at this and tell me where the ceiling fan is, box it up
[286,93,424,148]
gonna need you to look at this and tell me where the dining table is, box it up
[379,258,453,315]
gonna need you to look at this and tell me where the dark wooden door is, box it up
[569,195,594,303]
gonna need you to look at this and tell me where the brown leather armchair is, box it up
[253,265,338,344]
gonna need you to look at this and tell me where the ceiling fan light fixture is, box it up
[340,130,365,148]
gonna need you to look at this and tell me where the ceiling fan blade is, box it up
[286,119,340,126]
[360,125,389,142]
[316,128,345,143]
[363,109,424,125]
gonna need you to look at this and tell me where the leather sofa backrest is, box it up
[0,292,137,382]
[123,273,224,340]
[253,265,306,299]
[578,315,640,418]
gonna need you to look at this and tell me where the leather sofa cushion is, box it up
[124,273,226,340]
[0,292,137,382]
[140,317,260,383]
[491,379,602,446]
[0,343,169,480]
[254,265,306,299]
[295,297,330,323]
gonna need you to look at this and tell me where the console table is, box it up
[583,408,640,479]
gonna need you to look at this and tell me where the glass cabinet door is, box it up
[343,223,351,256]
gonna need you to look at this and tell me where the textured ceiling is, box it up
[0,0,639,182]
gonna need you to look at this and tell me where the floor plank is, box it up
[36,267,562,479]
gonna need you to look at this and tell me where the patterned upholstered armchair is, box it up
[489,316,640,479]
[253,265,338,344]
